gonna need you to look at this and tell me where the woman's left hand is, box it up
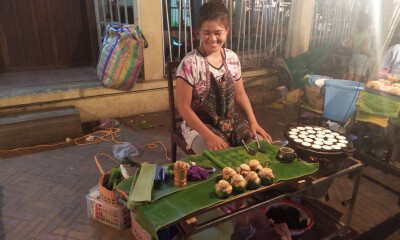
[249,122,273,143]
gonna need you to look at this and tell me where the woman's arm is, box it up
[234,78,272,143]
[347,36,354,48]
[361,36,374,57]
[176,77,229,150]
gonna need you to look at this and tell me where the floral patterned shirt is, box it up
[176,48,242,148]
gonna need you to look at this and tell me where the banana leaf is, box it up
[128,163,157,207]
[116,154,221,202]
[134,140,319,239]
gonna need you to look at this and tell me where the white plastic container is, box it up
[86,194,130,230]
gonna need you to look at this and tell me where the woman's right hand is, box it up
[204,133,229,151]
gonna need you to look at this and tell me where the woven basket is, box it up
[95,153,122,206]
[305,84,325,110]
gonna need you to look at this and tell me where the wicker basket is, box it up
[114,189,152,239]
[305,84,325,110]
[95,153,122,206]
[131,210,153,240]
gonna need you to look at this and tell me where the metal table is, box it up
[169,157,364,240]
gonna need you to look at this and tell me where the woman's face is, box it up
[199,20,229,54]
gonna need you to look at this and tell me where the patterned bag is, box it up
[97,25,148,91]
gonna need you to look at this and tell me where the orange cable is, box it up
[138,141,171,162]
[0,128,171,162]
[0,128,121,152]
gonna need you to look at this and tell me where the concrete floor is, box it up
[1,104,400,239]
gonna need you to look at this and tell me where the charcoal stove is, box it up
[283,126,356,176]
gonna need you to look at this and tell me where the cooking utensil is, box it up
[204,167,216,173]
[242,140,257,155]
[255,137,267,153]
[272,140,289,147]
[242,119,266,153]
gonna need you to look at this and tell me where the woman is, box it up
[382,28,400,76]
[347,13,375,82]
[175,1,272,154]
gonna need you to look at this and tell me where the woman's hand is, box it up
[233,79,272,143]
[204,133,229,151]
[249,122,273,143]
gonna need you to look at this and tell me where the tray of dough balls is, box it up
[365,79,400,100]
[285,126,349,152]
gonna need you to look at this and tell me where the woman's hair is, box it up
[356,12,371,32]
[198,0,230,29]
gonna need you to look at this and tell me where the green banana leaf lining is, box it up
[135,140,319,239]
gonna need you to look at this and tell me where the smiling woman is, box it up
[174,0,272,155]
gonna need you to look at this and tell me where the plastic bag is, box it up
[98,118,121,129]
[112,142,139,161]
[231,209,292,240]
[113,142,140,179]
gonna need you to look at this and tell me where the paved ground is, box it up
[1,105,400,239]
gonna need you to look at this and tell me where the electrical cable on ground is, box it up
[0,128,171,162]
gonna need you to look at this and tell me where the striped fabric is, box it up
[97,25,146,91]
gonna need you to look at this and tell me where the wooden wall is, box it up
[0,0,99,72]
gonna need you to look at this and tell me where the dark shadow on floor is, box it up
[355,213,400,240]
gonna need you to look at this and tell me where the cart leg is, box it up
[385,125,399,163]
[297,105,303,126]
[342,166,363,238]
[355,123,365,152]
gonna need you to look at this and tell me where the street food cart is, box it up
[300,74,400,206]
[114,140,363,239]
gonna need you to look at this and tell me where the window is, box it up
[170,0,191,28]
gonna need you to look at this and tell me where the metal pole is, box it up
[331,0,338,43]
[94,0,102,49]
[338,0,344,42]
[116,0,121,24]
[274,0,281,60]
[322,1,328,46]
[237,0,244,56]
[331,0,337,43]
[189,0,193,52]
[270,0,278,58]
[229,0,233,49]
[285,0,296,59]
[178,0,182,60]
[242,1,247,60]
[279,0,284,57]
[313,1,318,49]
[109,0,114,24]
[264,1,268,59]
[101,0,107,26]
[184,0,187,55]
[165,0,173,62]
[258,0,265,64]
[337,0,343,42]
[123,0,128,24]
[316,2,324,48]
[248,0,251,62]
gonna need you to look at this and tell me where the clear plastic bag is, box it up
[112,142,139,161]
[231,209,292,240]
